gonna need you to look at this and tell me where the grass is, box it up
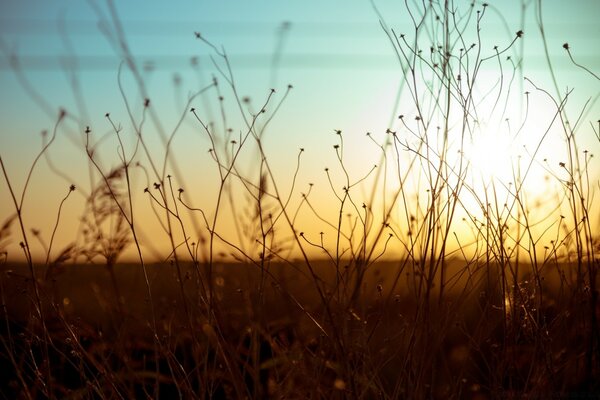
[1,0,599,398]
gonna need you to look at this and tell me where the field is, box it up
[1,258,597,399]
[1,0,599,398]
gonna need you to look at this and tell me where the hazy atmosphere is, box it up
[2,0,598,261]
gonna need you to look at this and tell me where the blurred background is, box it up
[1,0,599,262]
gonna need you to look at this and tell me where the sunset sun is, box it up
[466,130,516,183]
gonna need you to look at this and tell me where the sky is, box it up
[1,0,599,263]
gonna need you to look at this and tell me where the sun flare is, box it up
[466,131,516,183]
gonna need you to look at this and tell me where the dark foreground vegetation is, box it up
[1,260,598,399]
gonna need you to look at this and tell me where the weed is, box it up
[1,0,599,398]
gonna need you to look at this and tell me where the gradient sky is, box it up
[1,0,599,262]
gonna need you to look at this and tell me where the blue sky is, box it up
[1,0,599,261]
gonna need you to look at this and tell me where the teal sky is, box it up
[1,0,599,261]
